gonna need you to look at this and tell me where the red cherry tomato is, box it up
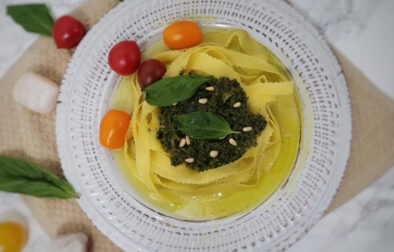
[99,109,130,150]
[163,21,202,49]
[137,59,166,89]
[52,15,85,49]
[108,41,141,76]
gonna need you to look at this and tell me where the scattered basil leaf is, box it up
[0,156,78,199]
[7,4,54,36]
[143,75,214,106]
[175,111,239,139]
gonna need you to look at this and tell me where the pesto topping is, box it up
[157,77,266,171]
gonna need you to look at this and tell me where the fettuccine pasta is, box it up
[110,29,301,219]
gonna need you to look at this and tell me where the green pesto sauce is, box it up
[157,77,266,171]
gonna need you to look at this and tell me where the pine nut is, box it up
[205,86,215,91]
[219,136,226,140]
[210,150,218,158]
[243,126,253,132]
[233,102,241,108]
[229,138,237,146]
[179,138,186,148]
[198,98,208,104]
[172,102,178,106]
[185,135,191,145]
[185,158,194,163]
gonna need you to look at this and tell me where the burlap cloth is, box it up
[0,0,393,251]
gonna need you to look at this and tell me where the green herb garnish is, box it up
[7,4,54,36]
[0,156,78,199]
[175,111,239,139]
[142,75,214,106]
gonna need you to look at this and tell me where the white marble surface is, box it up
[0,0,393,251]
[290,0,394,99]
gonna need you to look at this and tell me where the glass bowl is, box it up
[56,0,351,251]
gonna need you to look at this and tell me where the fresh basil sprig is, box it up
[175,111,239,139]
[142,75,214,106]
[7,4,54,36]
[0,156,78,199]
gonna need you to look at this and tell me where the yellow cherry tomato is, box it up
[0,221,26,252]
[163,21,202,49]
[99,109,130,150]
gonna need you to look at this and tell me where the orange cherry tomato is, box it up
[99,109,130,150]
[163,21,202,49]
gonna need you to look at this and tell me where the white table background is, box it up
[0,0,393,251]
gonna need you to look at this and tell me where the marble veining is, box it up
[290,0,394,99]
[290,0,381,41]
[290,167,394,252]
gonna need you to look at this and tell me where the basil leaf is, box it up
[143,75,214,106]
[7,4,54,36]
[0,156,78,199]
[175,111,239,139]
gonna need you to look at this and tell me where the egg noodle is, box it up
[110,29,301,219]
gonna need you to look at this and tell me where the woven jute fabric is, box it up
[0,0,393,251]
[0,1,122,251]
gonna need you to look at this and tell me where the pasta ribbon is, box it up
[110,29,301,219]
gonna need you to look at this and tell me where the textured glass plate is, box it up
[56,0,351,251]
